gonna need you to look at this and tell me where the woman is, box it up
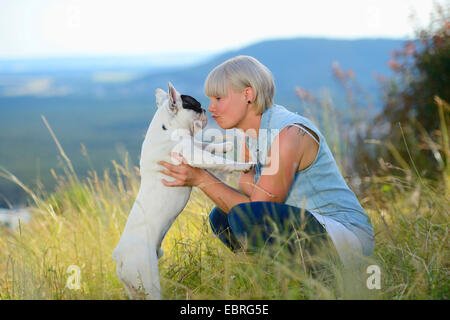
[158,55,374,265]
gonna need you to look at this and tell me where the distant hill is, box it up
[129,37,406,109]
[0,37,406,106]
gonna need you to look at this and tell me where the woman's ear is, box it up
[244,87,255,103]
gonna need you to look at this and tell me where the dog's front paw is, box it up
[222,141,234,153]
[205,141,233,154]
[225,162,256,173]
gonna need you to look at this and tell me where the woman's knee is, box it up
[209,206,229,234]
[227,201,290,230]
[209,206,243,251]
[227,201,325,240]
[227,202,257,233]
[227,202,276,240]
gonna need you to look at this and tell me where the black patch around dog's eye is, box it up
[162,124,167,130]
[181,94,203,114]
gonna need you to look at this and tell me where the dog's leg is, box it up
[182,145,255,172]
[113,213,162,301]
[113,237,161,300]
[193,139,233,154]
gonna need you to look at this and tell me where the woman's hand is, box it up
[158,152,206,187]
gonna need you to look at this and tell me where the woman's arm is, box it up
[248,124,319,203]
[238,168,256,197]
[237,134,256,197]
[196,170,250,213]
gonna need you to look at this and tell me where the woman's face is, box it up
[208,86,248,129]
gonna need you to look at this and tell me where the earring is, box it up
[248,100,251,104]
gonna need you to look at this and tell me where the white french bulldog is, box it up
[112,82,253,299]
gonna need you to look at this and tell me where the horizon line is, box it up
[0,35,413,61]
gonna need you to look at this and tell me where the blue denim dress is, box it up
[247,104,374,256]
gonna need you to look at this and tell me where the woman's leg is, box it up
[227,201,329,253]
[209,206,242,251]
[209,202,330,254]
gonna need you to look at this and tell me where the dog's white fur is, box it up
[112,83,253,299]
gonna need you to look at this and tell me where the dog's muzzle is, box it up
[192,110,208,134]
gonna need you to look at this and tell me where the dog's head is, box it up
[155,82,207,136]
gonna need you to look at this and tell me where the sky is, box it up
[0,0,447,59]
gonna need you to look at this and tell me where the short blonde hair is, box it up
[204,55,275,115]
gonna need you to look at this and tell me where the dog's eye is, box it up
[162,124,167,130]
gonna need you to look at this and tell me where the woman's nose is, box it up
[208,102,215,113]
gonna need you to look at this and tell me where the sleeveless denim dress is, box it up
[246,104,374,256]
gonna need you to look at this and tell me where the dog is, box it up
[112,82,253,299]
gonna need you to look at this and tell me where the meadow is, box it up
[0,94,448,300]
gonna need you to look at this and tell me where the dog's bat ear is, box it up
[168,82,179,113]
[155,88,167,107]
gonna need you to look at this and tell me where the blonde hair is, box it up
[204,55,275,114]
